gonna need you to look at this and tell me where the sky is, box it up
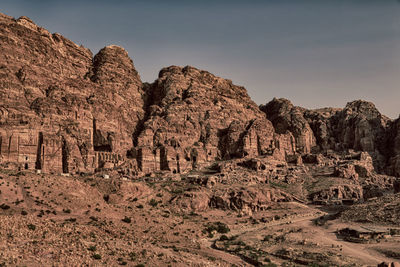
[1,0,400,118]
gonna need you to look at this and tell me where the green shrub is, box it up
[216,222,230,233]
[204,221,230,236]
[263,235,273,242]
[0,204,10,210]
[219,235,229,241]
[122,216,131,223]
[149,199,158,207]
[92,254,101,260]
[63,208,71,213]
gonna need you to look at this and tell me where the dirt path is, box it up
[195,241,251,267]
[202,206,397,266]
[198,210,327,266]
[229,210,327,237]
[293,219,395,265]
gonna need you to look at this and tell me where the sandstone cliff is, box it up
[0,13,399,178]
[0,13,144,173]
[262,98,396,174]
[386,118,400,176]
[132,66,296,174]
[0,13,296,175]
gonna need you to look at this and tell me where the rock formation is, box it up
[209,186,293,214]
[309,184,363,204]
[0,13,148,175]
[260,98,317,154]
[386,118,400,177]
[2,12,400,267]
[131,65,284,174]
[262,98,397,175]
[0,13,297,176]
[0,12,400,179]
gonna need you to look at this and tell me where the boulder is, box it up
[334,164,359,181]
[209,186,292,213]
[310,184,363,203]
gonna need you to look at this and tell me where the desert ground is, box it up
[1,155,399,266]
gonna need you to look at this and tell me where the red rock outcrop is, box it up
[304,100,389,159]
[209,186,293,214]
[0,13,144,173]
[333,101,389,171]
[0,13,298,176]
[260,98,316,154]
[1,12,400,179]
[261,98,395,175]
[333,164,359,181]
[386,118,400,177]
[309,184,363,203]
[131,66,294,174]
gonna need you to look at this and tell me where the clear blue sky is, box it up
[1,0,399,118]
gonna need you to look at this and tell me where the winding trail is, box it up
[199,205,399,266]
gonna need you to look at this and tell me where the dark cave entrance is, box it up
[35,132,43,170]
[176,154,180,174]
[192,155,197,169]
[62,138,69,173]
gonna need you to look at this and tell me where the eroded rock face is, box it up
[263,99,388,157]
[310,185,363,203]
[333,101,389,171]
[170,191,211,212]
[337,101,388,151]
[0,13,298,175]
[260,98,316,154]
[334,164,359,181]
[305,100,388,159]
[261,98,396,175]
[209,187,293,214]
[354,152,375,178]
[386,118,400,177]
[0,14,144,173]
[90,45,144,154]
[1,12,400,179]
[132,66,287,174]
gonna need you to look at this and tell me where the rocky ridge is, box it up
[1,13,399,178]
[0,13,296,176]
